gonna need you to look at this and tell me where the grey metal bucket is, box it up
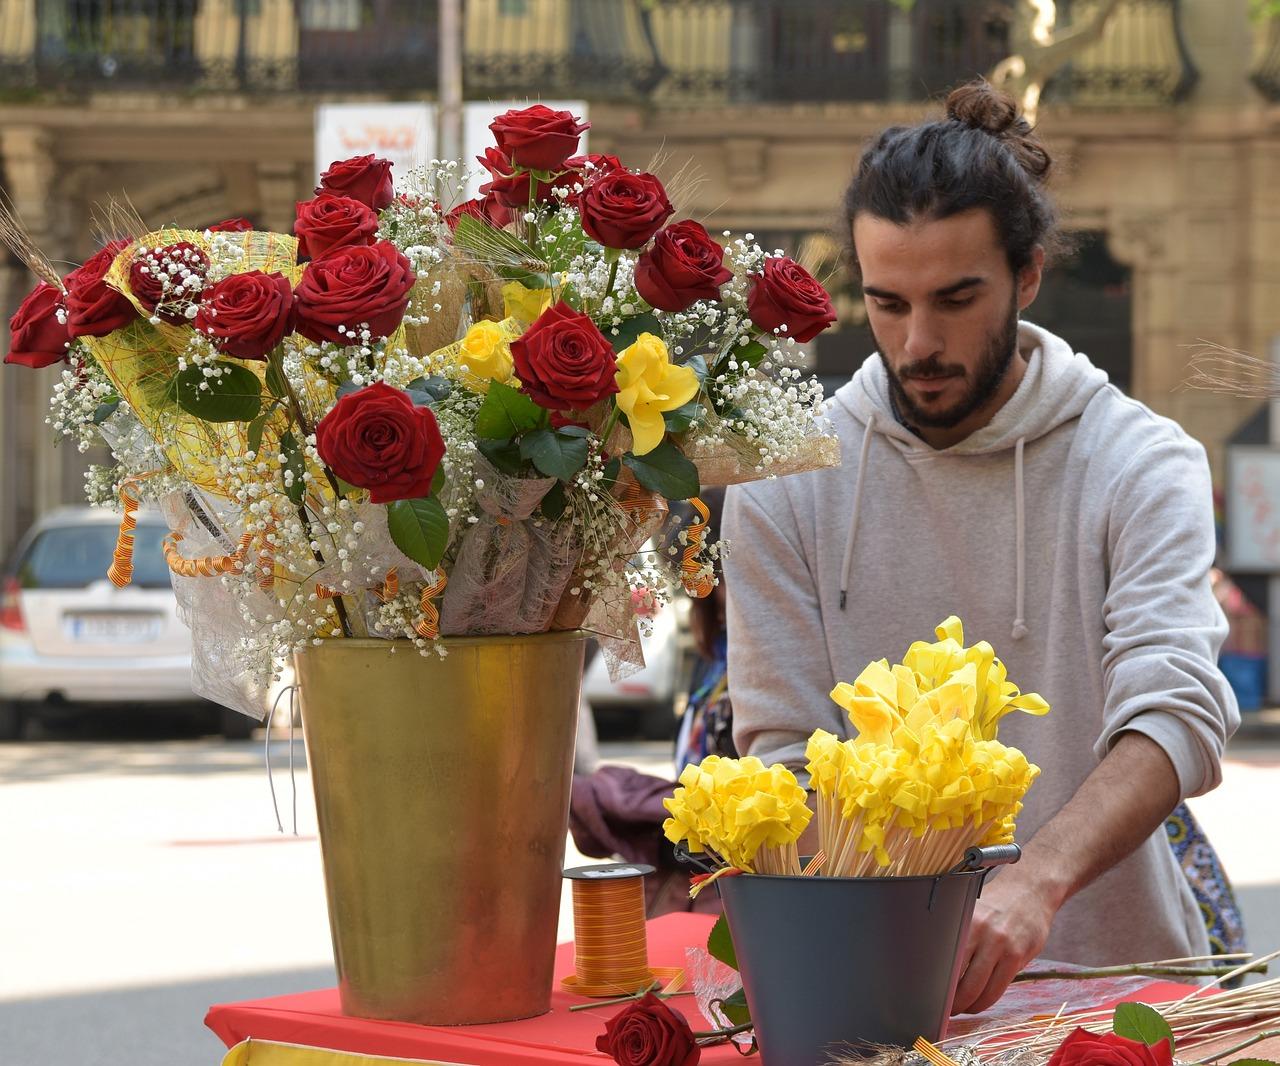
[716,846,1018,1065]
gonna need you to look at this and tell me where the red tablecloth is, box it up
[206,914,1201,1066]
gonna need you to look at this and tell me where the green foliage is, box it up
[1112,1003,1175,1049]
[623,439,700,500]
[475,381,543,439]
[167,362,262,423]
[386,496,450,570]
[519,427,590,481]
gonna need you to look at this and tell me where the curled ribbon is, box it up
[163,530,253,578]
[106,480,143,588]
[413,569,448,639]
[257,520,276,593]
[680,496,715,599]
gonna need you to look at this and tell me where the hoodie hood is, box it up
[833,320,1111,456]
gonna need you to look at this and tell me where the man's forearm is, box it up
[1012,730,1182,908]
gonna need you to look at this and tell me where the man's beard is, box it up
[878,301,1020,430]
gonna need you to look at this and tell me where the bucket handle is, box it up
[672,840,721,875]
[928,844,1023,910]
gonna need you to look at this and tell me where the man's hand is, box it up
[950,866,1059,1015]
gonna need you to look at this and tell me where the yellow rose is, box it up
[613,333,700,456]
[502,282,553,325]
[456,320,515,393]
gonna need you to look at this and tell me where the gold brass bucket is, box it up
[294,632,587,1025]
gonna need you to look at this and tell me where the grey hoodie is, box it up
[723,321,1239,965]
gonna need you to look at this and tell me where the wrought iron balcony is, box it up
[0,0,1198,107]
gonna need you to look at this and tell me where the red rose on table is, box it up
[579,171,673,250]
[317,154,394,212]
[595,993,700,1066]
[315,382,445,505]
[292,241,415,345]
[511,301,619,411]
[446,195,513,231]
[194,271,294,361]
[747,255,836,343]
[1047,1029,1173,1066]
[635,221,733,312]
[489,104,589,172]
[207,217,254,233]
[5,281,70,369]
[129,242,210,326]
[63,239,137,339]
[294,193,379,261]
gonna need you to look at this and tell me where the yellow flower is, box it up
[455,320,515,393]
[502,282,553,326]
[614,333,700,456]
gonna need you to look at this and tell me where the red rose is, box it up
[635,222,733,312]
[511,301,619,412]
[446,195,513,232]
[1047,1029,1173,1066]
[489,104,589,173]
[565,152,624,175]
[294,194,379,261]
[63,239,137,339]
[194,271,294,361]
[207,217,254,232]
[129,242,210,326]
[315,382,445,504]
[292,241,415,345]
[579,171,673,250]
[5,281,71,369]
[476,148,572,212]
[317,155,394,213]
[747,255,836,343]
[595,993,700,1066]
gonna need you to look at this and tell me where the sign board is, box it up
[462,100,589,200]
[315,103,437,189]
[1226,444,1280,571]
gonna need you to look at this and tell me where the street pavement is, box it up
[0,714,1276,1066]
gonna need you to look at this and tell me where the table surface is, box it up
[206,913,1280,1065]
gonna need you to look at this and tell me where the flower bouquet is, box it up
[1,104,840,1024]
[662,618,1050,1061]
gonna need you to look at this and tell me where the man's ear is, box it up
[1017,245,1046,312]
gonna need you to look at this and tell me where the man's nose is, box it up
[903,309,944,362]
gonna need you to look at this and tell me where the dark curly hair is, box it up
[842,79,1068,277]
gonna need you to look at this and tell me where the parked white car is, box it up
[0,506,255,740]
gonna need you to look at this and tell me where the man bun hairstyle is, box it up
[843,79,1066,277]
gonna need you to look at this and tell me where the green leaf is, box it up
[91,397,121,424]
[623,439,700,501]
[707,914,738,971]
[1113,1003,1175,1049]
[475,381,543,439]
[718,986,751,1027]
[265,354,290,400]
[431,464,446,496]
[520,428,590,481]
[476,437,524,476]
[247,412,269,456]
[608,312,662,354]
[280,430,306,506]
[663,399,702,433]
[601,456,621,490]
[1228,1060,1280,1066]
[335,477,362,496]
[168,362,262,423]
[405,375,452,407]
[716,338,767,374]
[540,481,566,521]
[386,496,450,570]
[683,353,709,383]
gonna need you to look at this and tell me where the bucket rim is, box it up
[719,866,988,886]
[295,631,589,654]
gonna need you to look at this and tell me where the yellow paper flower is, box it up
[502,281,553,326]
[614,333,699,456]
[455,320,515,393]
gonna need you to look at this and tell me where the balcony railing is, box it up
[0,0,1198,107]
[1252,13,1280,101]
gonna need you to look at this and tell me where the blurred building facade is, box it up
[0,0,1278,561]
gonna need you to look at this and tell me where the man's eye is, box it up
[872,300,905,314]
[941,296,975,309]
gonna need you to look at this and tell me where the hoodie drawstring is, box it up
[1012,436,1028,641]
[839,411,877,610]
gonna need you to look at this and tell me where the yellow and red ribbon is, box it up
[413,569,447,640]
[680,496,715,599]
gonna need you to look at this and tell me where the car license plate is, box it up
[66,613,162,644]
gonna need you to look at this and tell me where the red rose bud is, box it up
[446,195,513,232]
[594,993,700,1066]
[63,239,138,339]
[194,270,294,361]
[292,240,416,346]
[1047,1029,1173,1066]
[5,281,71,369]
[511,301,619,412]
[489,104,589,173]
[579,170,673,250]
[128,242,210,326]
[317,154,394,213]
[747,255,836,343]
[635,221,733,312]
[207,217,254,233]
[565,152,624,175]
[294,193,379,261]
[315,382,445,505]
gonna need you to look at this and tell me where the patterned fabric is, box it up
[1166,802,1247,954]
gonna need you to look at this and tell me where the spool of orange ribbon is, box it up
[560,863,683,998]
